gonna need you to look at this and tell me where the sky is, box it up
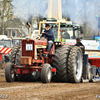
[12,0,47,21]
[62,0,100,32]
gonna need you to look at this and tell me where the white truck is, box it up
[0,35,12,63]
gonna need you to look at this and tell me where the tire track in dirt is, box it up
[0,69,100,100]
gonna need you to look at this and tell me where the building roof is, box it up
[6,18,23,29]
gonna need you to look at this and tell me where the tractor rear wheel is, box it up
[7,45,21,81]
[52,45,72,82]
[68,46,83,83]
[87,63,92,81]
[41,64,52,83]
[9,45,21,64]
[5,62,15,82]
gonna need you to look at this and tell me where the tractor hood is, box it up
[34,40,47,46]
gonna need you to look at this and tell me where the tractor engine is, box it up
[20,39,47,66]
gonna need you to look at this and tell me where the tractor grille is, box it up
[22,40,34,58]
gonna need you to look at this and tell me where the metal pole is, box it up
[48,0,52,18]
[48,0,62,20]
[97,17,98,35]
[58,0,62,20]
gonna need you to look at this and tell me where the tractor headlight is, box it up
[59,42,61,45]
[55,42,58,45]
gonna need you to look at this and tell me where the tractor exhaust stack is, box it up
[27,22,31,38]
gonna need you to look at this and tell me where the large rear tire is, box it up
[87,63,92,81]
[52,45,72,82]
[6,45,20,81]
[41,64,52,83]
[68,46,83,83]
[9,45,21,64]
[5,62,15,82]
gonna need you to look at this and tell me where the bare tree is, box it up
[0,0,13,35]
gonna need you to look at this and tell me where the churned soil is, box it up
[0,68,100,100]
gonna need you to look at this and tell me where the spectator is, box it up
[75,38,85,54]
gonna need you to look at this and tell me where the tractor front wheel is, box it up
[5,62,15,82]
[41,64,52,83]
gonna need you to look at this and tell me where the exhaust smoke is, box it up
[12,0,100,36]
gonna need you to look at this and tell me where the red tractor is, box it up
[5,20,84,83]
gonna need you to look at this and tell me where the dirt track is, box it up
[0,69,100,100]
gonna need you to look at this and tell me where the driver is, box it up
[63,29,70,39]
[41,24,54,51]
